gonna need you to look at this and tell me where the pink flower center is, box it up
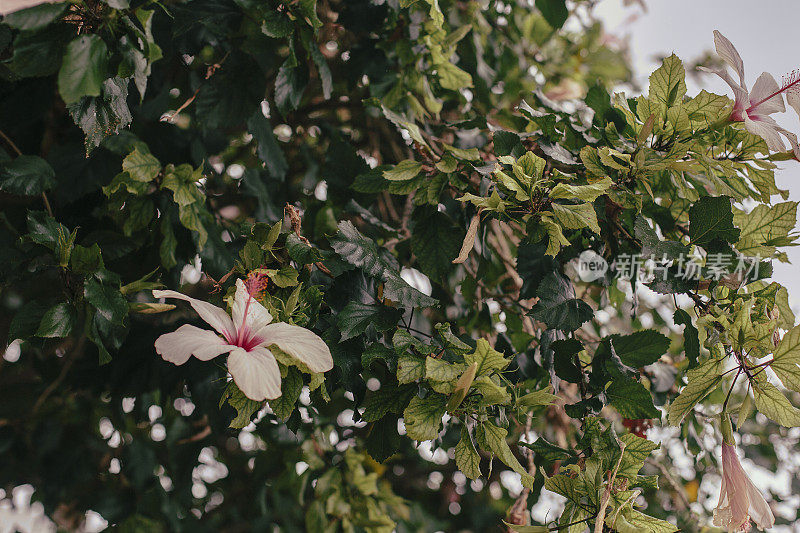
[233,272,270,350]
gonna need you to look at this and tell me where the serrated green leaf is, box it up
[0,155,55,196]
[455,427,482,479]
[403,394,446,441]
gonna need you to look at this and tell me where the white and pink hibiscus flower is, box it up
[713,414,775,532]
[152,277,333,401]
[704,30,800,158]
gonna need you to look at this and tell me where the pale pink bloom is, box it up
[713,421,775,532]
[152,278,332,401]
[704,30,800,158]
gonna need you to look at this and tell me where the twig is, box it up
[32,336,86,414]
[646,458,691,510]
[594,442,626,533]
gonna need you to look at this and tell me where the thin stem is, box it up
[747,76,800,112]
[722,367,742,412]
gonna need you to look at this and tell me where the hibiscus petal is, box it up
[154,324,235,365]
[777,126,800,159]
[786,87,800,120]
[230,279,273,340]
[227,346,281,401]
[745,478,775,530]
[745,116,786,152]
[152,289,236,341]
[699,66,748,115]
[749,72,785,115]
[258,323,333,373]
[713,30,746,90]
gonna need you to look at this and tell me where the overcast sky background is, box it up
[596,0,800,313]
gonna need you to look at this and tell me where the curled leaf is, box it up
[452,214,480,264]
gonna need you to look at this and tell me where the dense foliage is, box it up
[3,0,800,531]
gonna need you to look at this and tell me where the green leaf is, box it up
[608,507,678,533]
[274,61,308,116]
[634,216,689,260]
[221,382,263,429]
[517,386,558,408]
[478,421,534,489]
[397,354,426,383]
[549,177,612,202]
[365,416,403,463]
[551,202,601,235]
[58,35,108,104]
[648,54,686,113]
[673,309,699,367]
[297,0,323,30]
[247,112,288,179]
[268,366,303,420]
[770,325,800,392]
[410,207,463,280]
[84,278,128,326]
[606,378,659,419]
[734,202,798,256]
[464,339,509,377]
[337,302,402,341]
[530,272,593,332]
[436,62,472,90]
[261,10,294,38]
[455,427,482,479]
[667,352,725,425]
[267,267,299,288]
[4,2,67,31]
[330,221,437,308]
[286,233,322,265]
[383,160,423,181]
[0,155,55,196]
[122,147,161,182]
[362,383,415,422]
[35,302,75,338]
[68,77,132,152]
[752,374,800,427]
[688,196,740,246]
[403,394,446,441]
[535,0,568,29]
[425,357,466,382]
[684,90,729,128]
[608,330,671,368]
[70,243,104,275]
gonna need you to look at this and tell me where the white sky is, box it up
[596,0,800,311]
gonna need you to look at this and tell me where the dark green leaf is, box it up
[337,301,402,341]
[530,272,593,331]
[36,302,75,338]
[0,155,55,196]
[688,196,740,247]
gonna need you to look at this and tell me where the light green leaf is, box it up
[383,160,423,181]
[667,352,726,425]
[752,375,800,427]
[550,177,612,202]
[122,147,161,182]
[478,421,534,489]
[648,54,686,114]
[464,339,509,377]
[397,354,426,384]
[551,202,601,234]
[403,394,446,441]
[455,427,482,479]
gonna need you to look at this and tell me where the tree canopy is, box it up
[2,0,800,531]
